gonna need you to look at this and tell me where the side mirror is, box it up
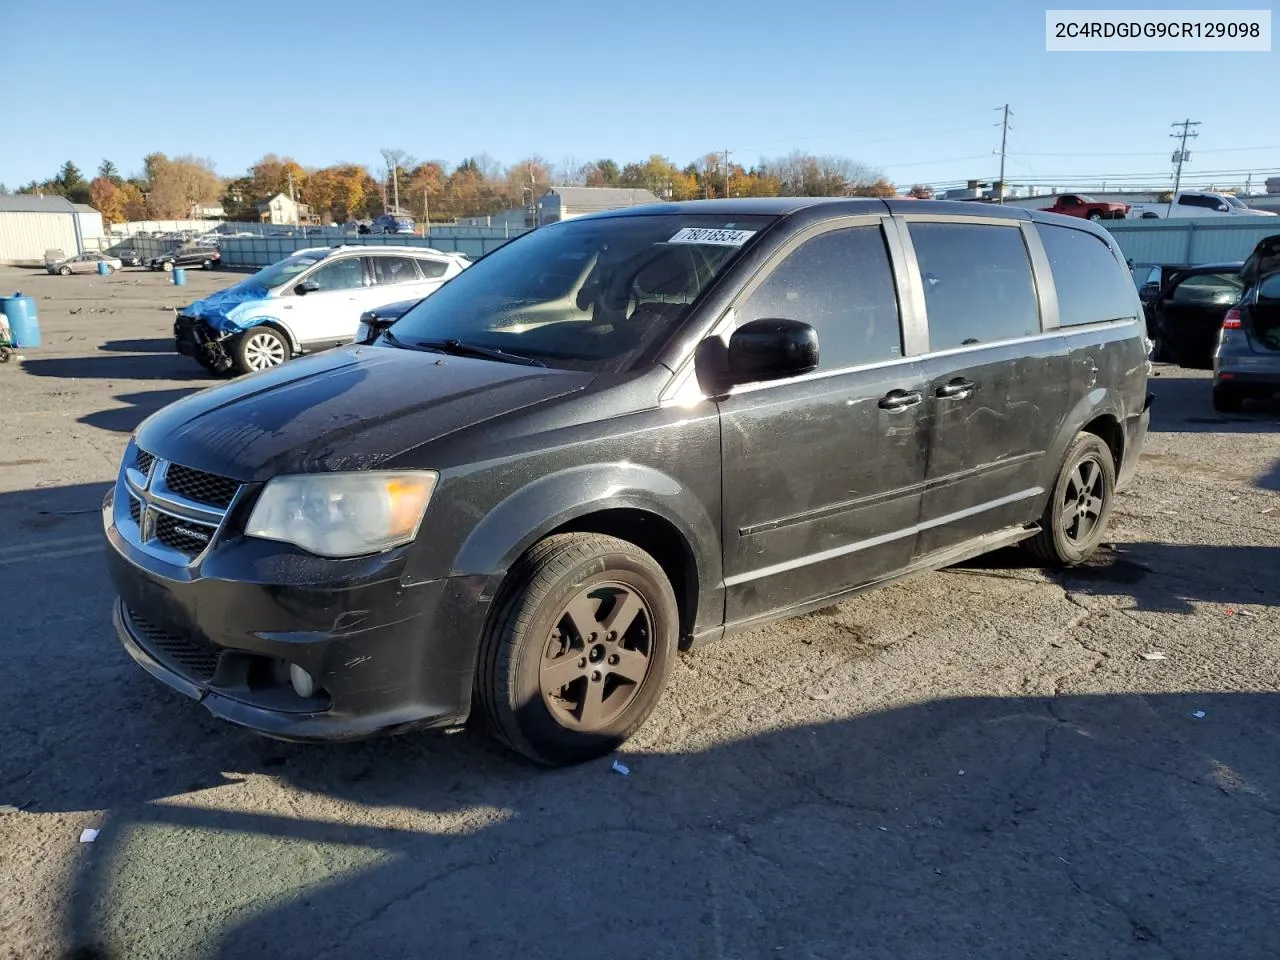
[1217,203,1229,213]
[695,318,819,396]
[294,280,321,295]
[1139,282,1160,300]
[355,312,396,345]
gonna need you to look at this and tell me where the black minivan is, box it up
[103,198,1152,765]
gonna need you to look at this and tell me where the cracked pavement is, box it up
[0,267,1277,960]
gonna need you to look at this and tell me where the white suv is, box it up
[175,245,471,374]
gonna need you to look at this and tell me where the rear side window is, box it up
[734,225,903,369]
[372,255,422,285]
[1037,224,1137,325]
[908,222,1040,349]
[1169,272,1244,304]
[415,258,449,279]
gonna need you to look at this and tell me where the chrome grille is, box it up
[153,512,216,553]
[119,451,239,565]
[163,464,239,509]
[126,607,222,682]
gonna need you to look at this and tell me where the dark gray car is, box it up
[1214,234,1280,410]
[103,198,1152,766]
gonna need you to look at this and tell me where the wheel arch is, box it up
[236,316,300,354]
[1035,390,1127,516]
[443,463,721,647]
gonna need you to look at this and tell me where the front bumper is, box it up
[174,314,236,371]
[105,508,490,742]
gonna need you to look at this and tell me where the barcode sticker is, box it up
[668,227,756,246]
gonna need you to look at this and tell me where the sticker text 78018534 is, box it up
[667,227,757,247]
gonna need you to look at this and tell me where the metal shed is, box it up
[536,187,662,224]
[0,195,83,264]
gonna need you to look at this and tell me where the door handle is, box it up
[935,378,976,399]
[878,389,924,411]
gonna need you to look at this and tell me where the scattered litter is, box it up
[69,307,82,315]
[1057,856,1071,865]
[1139,652,1168,661]
[958,770,965,776]
[1192,710,1206,719]
[808,690,833,701]
[1225,609,1235,617]
[79,828,99,843]
[1262,508,1275,515]
[611,759,630,776]
[878,826,888,831]
[0,804,22,814]
[1234,609,1257,619]
[1159,509,1178,516]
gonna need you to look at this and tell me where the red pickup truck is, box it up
[1043,194,1130,221]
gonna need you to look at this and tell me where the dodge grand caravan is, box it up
[104,198,1153,765]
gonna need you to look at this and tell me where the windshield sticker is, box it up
[668,227,756,247]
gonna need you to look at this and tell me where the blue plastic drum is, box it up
[172,268,187,286]
[0,293,40,347]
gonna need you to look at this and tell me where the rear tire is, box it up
[1087,210,1103,221]
[162,261,174,273]
[58,266,71,276]
[1024,433,1116,566]
[1212,385,1243,413]
[477,533,678,766]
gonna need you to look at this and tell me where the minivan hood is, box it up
[135,345,594,481]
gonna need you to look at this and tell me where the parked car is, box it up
[46,252,123,275]
[106,198,1151,765]
[372,213,416,235]
[114,248,142,267]
[1043,194,1130,221]
[1213,234,1280,411]
[173,245,469,374]
[1129,191,1278,219]
[149,246,222,272]
[1148,262,1245,368]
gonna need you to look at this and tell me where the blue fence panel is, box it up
[217,228,531,268]
[1102,218,1279,267]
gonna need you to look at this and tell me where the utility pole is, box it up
[723,148,733,199]
[423,185,430,238]
[392,162,400,214]
[995,104,1011,204]
[1169,118,1200,215]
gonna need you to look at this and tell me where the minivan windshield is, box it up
[252,252,328,289]
[387,214,775,372]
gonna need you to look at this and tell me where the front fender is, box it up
[445,460,722,614]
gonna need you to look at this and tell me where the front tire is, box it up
[1087,210,1103,221]
[1024,433,1116,566]
[59,266,71,276]
[162,261,174,273]
[477,533,678,765]
[233,327,291,373]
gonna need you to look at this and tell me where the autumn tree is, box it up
[146,155,222,218]
[908,183,935,199]
[401,161,446,221]
[118,182,147,221]
[305,164,377,223]
[850,177,897,198]
[90,177,126,225]
[617,155,696,200]
[583,159,620,187]
[502,156,554,207]
[246,154,307,209]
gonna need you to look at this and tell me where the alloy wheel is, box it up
[243,332,287,370]
[539,582,654,731]
[1061,455,1105,545]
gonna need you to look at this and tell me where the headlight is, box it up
[355,320,372,344]
[245,471,438,558]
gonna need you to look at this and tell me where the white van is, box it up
[174,245,471,374]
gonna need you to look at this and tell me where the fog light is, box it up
[289,663,316,698]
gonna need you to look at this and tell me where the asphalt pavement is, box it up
[0,265,1277,960]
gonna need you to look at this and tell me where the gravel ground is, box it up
[1,265,1277,960]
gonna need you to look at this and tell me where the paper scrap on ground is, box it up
[611,759,630,776]
[1192,710,1206,719]
[1140,651,1168,661]
[79,828,99,843]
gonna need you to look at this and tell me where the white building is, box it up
[256,192,312,226]
[0,195,87,264]
[536,187,662,225]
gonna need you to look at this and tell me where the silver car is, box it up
[47,252,124,276]
[1213,234,1280,411]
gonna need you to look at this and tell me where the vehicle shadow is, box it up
[98,338,174,354]
[52,690,1280,960]
[79,388,205,434]
[20,353,209,382]
[955,542,1276,613]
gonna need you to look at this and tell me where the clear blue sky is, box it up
[1,0,1275,192]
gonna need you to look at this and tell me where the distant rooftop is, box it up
[0,194,79,213]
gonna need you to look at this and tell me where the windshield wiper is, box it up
[412,338,546,367]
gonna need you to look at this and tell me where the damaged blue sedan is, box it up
[174,245,470,375]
